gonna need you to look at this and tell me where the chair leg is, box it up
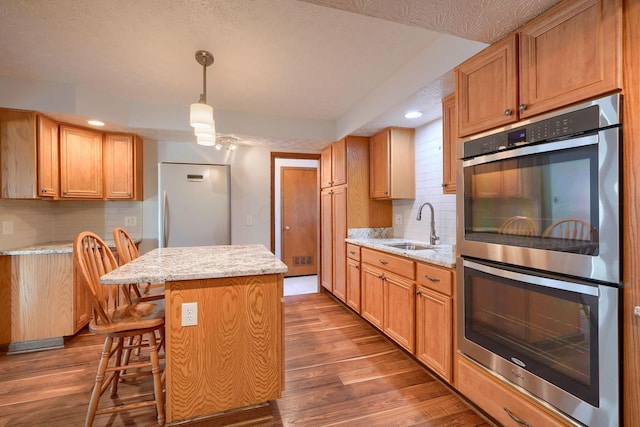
[85,336,114,427]
[148,331,165,426]
[110,337,124,398]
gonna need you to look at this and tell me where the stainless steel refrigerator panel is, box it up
[158,162,231,247]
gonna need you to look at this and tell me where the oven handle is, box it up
[463,133,598,167]
[463,259,599,296]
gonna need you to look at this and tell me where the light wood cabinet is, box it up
[457,355,567,427]
[361,248,416,352]
[369,127,415,199]
[0,109,60,199]
[346,243,361,312]
[384,272,415,353]
[361,263,384,329]
[320,136,392,299]
[60,125,103,199]
[104,133,143,200]
[441,94,457,195]
[456,0,621,138]
[0,253,91,348]
[456,34,519,137]
[518,0,622,119]
[320,137,346,188]
[415,262,453,383]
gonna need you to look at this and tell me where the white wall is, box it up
[392,119,456,245]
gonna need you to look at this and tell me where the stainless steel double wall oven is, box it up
[456,94,622,426]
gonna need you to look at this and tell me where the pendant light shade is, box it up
[190,102,214,129]
[189,50,216,143]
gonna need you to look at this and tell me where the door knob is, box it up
[284,226,290,231]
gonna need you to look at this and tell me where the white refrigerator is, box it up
[158,162,231,247]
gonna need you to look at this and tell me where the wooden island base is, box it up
[165,273,284,423]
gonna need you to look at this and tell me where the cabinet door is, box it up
[369,130,390,198]
[346,257,361,312]
[441,95,457,195]
[37,115,59,198]
[361,264,384,329]
[60,125,103,199]
[320,145,332,188]
[519,0,621,118]
[456,34,518,137]
[332,186,347,302]
[320,188,333,292]
[0,109,38,199]
[416,286,452,382]
[104,133,142,200]
[331,138,346,187]
[384,273,415,353]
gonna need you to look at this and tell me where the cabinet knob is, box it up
[42,189,47,193]
[518,104,527,112]
[384,191,389,195]
[504,109,513,116]
[416,290,421,296]
[441,183,446,187]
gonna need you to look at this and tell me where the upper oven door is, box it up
[456,125,621,284]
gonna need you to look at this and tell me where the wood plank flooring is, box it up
[0,292,492,427]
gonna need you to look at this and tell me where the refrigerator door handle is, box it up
[163,190,169,248]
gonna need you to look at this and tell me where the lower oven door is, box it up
[457,258,619,427]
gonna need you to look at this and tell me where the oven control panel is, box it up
[463,104,600,159]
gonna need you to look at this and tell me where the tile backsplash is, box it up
[0,199,142,250]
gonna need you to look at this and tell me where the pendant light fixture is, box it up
[190,50,216,145]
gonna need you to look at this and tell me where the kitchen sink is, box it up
[385,243,434,251]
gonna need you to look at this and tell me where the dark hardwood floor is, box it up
[0,292,492,427]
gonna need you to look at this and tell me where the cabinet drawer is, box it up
[346,243,360,261]
[416,262,452,296]
[458,356,566,427]
[361,248,414,280]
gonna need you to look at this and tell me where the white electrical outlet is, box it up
[2,220,13,235]
[634,306,640,317]
[394,214,403,225]
[182,302,198,326]
[246,214,253,226]
[124,216,137,227]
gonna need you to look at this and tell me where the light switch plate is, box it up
[394,214,403,225]
[182,302,198,326]
[124,216,137,227]
[2,220,13,235]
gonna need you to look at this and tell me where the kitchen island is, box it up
[100,244,288,424]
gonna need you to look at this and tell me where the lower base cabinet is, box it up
[0,253,91,348]
[457,355,568,427]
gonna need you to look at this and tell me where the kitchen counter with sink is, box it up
[345,237,456,268]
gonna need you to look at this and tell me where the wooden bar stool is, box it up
[74,231,165,427]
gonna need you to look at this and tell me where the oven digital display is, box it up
[507,128,526,146]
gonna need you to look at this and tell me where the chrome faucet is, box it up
[416,202,440,245]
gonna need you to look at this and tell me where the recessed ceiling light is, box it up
[404,111,423,119]
[87,120,105,126]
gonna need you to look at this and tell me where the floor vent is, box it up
[293,256,313,265]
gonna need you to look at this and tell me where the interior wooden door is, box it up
[281,167,318,277]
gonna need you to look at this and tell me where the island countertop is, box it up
[100,244,288,284]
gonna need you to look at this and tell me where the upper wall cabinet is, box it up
[456,0,622,138]
[0,109,59,199]
[104,133,143,200]
[60,125,104,199]
[370,127,415,200]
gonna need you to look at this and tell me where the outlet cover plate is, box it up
[182,302,198,326]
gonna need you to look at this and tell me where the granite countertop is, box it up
[100,244,288,285]
[0,239,125,255]
[345,238,456,269]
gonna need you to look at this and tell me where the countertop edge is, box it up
[345,238,456,269]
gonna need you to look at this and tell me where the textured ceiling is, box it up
[0,0,561,150]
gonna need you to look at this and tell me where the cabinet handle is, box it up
[378,260,388,265]
[384,191,389,195]
[424,274,440,283]
[504,109,513,116]
[416,290,421,296]
[378,274,385,280]
[503,407,531,427]
[518,104,527,112]
[355,265,359,269]
[441,183,446,187]
[349,251,356,255]
[42,189,47,193]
